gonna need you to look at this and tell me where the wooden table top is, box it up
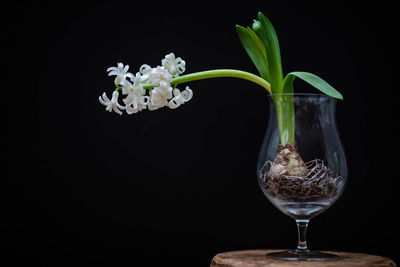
[211,249,397,267]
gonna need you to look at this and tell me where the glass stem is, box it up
[296,219,309,251]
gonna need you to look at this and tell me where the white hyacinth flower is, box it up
[107,63,135,85]
[141,66,173,86]
[99,91,125,115]
[101,53,193,115]
[139,64,152,76]
[161,53,186,76]
[168,86,193,109]
[121,72,144,95]
[181,86,193,101]
[148,81,173,110]
[124,93,149,114]
[121,73,149,114]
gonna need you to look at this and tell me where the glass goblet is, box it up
[257,94,347,261]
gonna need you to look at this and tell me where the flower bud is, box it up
[252,19,261,36]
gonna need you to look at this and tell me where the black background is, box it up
[2,1,398,266]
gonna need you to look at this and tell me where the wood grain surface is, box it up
[210,249,397,267]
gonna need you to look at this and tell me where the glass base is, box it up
[266,249,340,261]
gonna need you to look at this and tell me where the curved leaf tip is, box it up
[284,72,343,100]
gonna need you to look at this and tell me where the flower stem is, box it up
[143,69,271,94]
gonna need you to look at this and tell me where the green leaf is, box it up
[257,12,284,94]
[283,72,343,100]
[236,25,269,81]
